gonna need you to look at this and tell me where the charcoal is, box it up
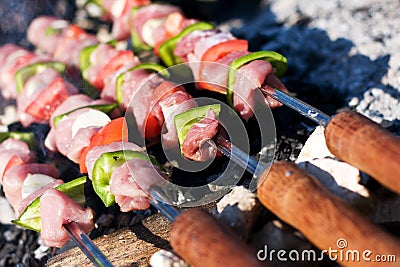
[0,224,42,266]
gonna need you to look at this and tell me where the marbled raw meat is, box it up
[110,158,165,212]
[0,139,34,183]
[2,164,59,211]
[85,141,142,179]
[182,108,219,161]
[160,91,197,149]
[40,189,94,248]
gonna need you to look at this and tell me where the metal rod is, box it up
[148,189,181,222]
[213,135,267,177]
[261,85,331,127]
[63,222,114,267]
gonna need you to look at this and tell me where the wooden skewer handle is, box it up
[170,208,270,267]
[325,110,400,194]
[257,161,400,266]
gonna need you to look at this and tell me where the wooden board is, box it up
[46,214,171,267]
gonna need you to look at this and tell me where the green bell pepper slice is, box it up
[174,104,221,152]
[115,62,169,105]
[79,40,118,78]
[0,131,36,151]
[53,103,118,127]
[79,44,99,80]
[12,176,87,232]
[226,51,287,107]
[79,41,118,98]
[45,26,63,37]
[15,61,66,94]
[83,0,104,11]
[158,21,215,66]
[92,150,156,207]
[130,7,153,54]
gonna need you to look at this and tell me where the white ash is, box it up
[212,186,262,240]
[149,249,189,267]
[350,87,400,124]
[0,125,8,132]
[0,197,15,224]
[0,94,17,126]
[34,241,50,261]
[296,126,370,204]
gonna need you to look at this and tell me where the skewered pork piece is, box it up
[27,16,97,67]
[0,44,45,99]
[0,135,94,248]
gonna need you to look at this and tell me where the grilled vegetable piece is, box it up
[79,42,125,94]
[24,77,76,121]
[92,150,154,206]
[115,62,168,105]
[158,21,214,66]
[53,103,118,127]
[15,61,66,94]
[227,51,287,107]
[201,39,248,63]
[198,39,248,92]
[79,117,128,173]
[174,104,221,153]
[0,132,36,150]
[0,137,35,182]
[12,176,87,232]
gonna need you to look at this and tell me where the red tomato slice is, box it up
[65,25,85,38]
[54,25,86,58]
[144,113,162,140]
[2,155,25,183]
[93,50,134,89]
[144,81,184,139]
[151,80,184,104]
[79,117,128,173]
[198,39,248,93]
[165,12,185,39]
[14,53,36,69]
[201,39,248,63]
[8,53,35,76]
[25,77,72,121]
[153,41,162,57]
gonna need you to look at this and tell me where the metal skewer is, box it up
[261,85,331,127]
[148,189,181,222]
[63,222,114,267]
[213,134,267,178]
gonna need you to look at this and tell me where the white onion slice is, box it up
[71,109,111,138]
[21,174,56,199]
[142,18,166,47]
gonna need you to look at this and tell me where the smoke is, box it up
[0,0,76,46]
